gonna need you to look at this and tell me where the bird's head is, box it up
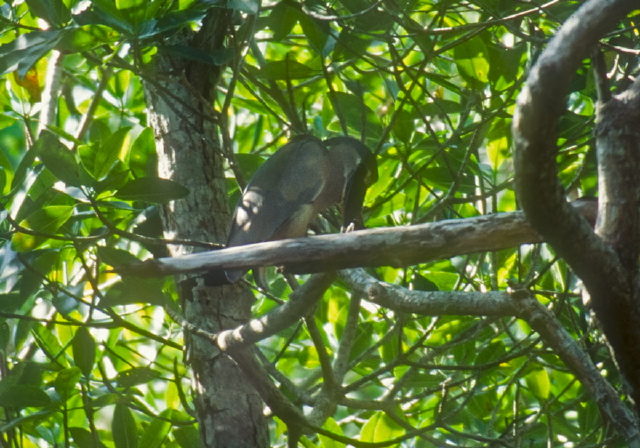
[324,137,378,229]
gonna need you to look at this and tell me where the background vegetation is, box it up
[0,0,639,447]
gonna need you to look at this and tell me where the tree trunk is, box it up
[141,17,269,448]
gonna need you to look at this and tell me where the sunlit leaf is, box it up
[37,132,87,187]
[25,0,71,26]
[318,417,345,448]
[12,205,74,251]
[80,127,131,180]
[525,368,551,401]
[453,37,490,84]
[0,30,62,78]
[361,412,404,443]
[57,25,120,53]
[70,427,108,448]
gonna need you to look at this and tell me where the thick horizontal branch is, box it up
[118,204,597,278]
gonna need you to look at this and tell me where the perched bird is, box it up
[223,134,378,288]
[324,136,379,230]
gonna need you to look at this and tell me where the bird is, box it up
[222,134,378,289]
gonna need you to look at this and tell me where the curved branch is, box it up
[341,268,518,316]
[216,272,336,351]
[512,0,635,300]
[512,0,640,414]
[343,269,640,445]
[516,292,640,445]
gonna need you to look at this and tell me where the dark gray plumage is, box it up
[224,135,377,288]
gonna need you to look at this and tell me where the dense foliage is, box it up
[1,0,638,446]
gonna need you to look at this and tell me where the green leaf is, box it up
[164,45,234,67]
[129,127,157,178]
[138,409,173,448]
[52,288,80,315]
[115,0,144,9]
[256,60,319,80]
[269,2,299,41]
[113,403,139,448]
[0,30,62,78]
[57,25,119,53]
[0,293,29,313]
[116,367,158,388]
[97,246,141,267]
[115,177,189,203]
[391,109,415,143]
[37,132,86,186]
[318,417,345,448]
[0,410,53,433]
[174,426,203,448]
[24,252,60,295]
[153,9,207,35]
[74,2,133,35]
[92,393,120,409]
[25,0,71,26]
[31,323,68,368]
[228,0,259,14]
[453,37,490,84]
[70,427,108,448]
[329,92,383,138]
[379,332,400,364]
[333,29,372,61]
[0,384,51,408]
[80,127,131,180]
[361,412,404,443]
[525,368,551,401]
[234,153,266,181]
[55,366,82,401]
[12,205,74,251]
[298,15,329,55]
[99,278,165,307]
[72,327,97,377]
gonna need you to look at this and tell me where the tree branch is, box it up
[592,74,640,409]
[515,291,640,446]
[512,0,635,301]
[216,272,336,351]
[117,206,595,278]
[341,268,518,316]
[344,269,640,445]
[512,0,640,414]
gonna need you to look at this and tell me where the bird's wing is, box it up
[226,137,330,247]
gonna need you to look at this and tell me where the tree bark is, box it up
[593,76,640,410]
[512,0,640,415]
[141,13,269,448]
